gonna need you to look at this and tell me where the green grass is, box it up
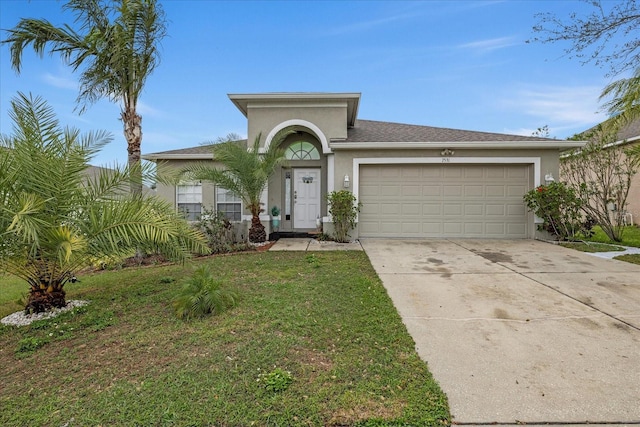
[559,242,625,252]
[614,254,640,265]
[0,252,450,426]
[585,225,640,247]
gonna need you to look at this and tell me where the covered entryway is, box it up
[358,164,531,238]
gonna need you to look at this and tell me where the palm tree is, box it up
[0,93,209,313]
[2,0,166,195]
[181,132,292,243]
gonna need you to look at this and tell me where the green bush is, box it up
[327,190,361,243]
[173,266,237,320]
[523,182,584,240]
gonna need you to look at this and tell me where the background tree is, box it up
[561,125,640,242]
[181,132,292,243]
[2,0,167,195]
[531,0,640,77]
[0,93,208,313]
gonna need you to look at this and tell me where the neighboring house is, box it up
[84,165,154,195]
[143,92,583,239]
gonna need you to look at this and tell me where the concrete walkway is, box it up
[360,239,640,426]
[585,244,640,259]
[269,238,363,251]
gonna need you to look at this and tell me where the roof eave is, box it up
[228,92,361,126]
[142,153,214,161]
[329,141,587,150]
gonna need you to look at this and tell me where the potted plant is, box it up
[271,206,281,231]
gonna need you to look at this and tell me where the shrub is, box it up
[523,182,584,240]
[197,208,241,254]
[173,266,237,320]
[327,190,361,243]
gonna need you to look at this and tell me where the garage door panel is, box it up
[464,167,484,179]
[422,222,442,234]
[422,186,441,196]
[507,185,528,196]
[465,204,484,215]
[443,185,462,196]
[508,166,529,179]
[443,167,463,178]
[486,185,505,197]
[380,185,400,196]
[359,164,530,238]
[443,222,463,234]
[402,185,421,196]
[507,223,527,235]
[443,203,462,215]
[464,185,484,197]
[485,223,506,236]
[402,203,421,216]
[380,203,400,215]
[486,168,506,178]
[423,203,441,215]
[507,204,526,216]
[486,204,506,216]
[359,184,379,197]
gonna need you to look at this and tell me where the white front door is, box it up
[293,168,321,229]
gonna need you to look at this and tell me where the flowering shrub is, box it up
[523,182,584,240]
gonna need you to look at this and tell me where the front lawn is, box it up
[559,242,625,252]
[585,225,640,247]
[0,251,450,426]
[614,254,640,265]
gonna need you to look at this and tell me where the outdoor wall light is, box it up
[544,173,555,184]
[441,148,455,156]
[343,174,350,188]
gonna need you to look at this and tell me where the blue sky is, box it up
[0,0,623,166]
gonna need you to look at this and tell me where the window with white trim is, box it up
[177,182,202,221]
[216,187,242,221]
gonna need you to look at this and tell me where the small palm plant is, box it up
[0,93,209,313]
[173,266,237,320]
[180,131,292,243]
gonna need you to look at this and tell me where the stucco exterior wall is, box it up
[247,104,347,148]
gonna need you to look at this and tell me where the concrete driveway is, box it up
[360,239,640,425]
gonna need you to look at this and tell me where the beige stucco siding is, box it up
[247,104,348,148]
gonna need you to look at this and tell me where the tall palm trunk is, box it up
[122,107,143,196]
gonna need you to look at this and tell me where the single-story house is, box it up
[143,92,584,239]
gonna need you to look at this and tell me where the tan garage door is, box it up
[358,164,531,238]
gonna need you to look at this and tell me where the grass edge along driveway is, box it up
[0,251,450,426]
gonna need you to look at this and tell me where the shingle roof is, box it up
[344,120,555,142]
[143,120,558,159]
[615,118,640,142]
[144,143,218,157]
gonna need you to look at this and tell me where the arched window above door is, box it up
[285,141,320,160]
